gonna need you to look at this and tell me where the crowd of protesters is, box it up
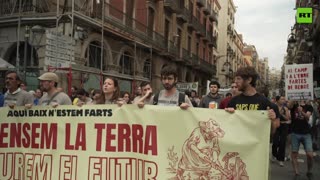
[1,66,319,179]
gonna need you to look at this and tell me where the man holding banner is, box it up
[226,67,279,128]
[139,65,193,109]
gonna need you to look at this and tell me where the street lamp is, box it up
[287,27,297,48]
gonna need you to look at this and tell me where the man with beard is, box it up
[3,70,33,107]
[226,67,278,128]
[133,81,154,104]
[199,81,223,109]
[38,72,72,106]
[138,66,193,109]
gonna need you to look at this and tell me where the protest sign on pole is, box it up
[285,64,313,100]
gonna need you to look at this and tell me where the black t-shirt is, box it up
[227,93,280,118]
[279,106,287,122]
[290,103,313,134]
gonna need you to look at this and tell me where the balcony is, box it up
[203,2,211,15]
[196,0,206,7]
[0,1,51,16]
[190,53,216,74]
[209,9,218,22]
[203,31,212,42]
[210,36,217,49]
[166,40,180,58]
[199,58,216,75]
[164,0,180,13]
[182,48,192,65]
[188,16,205,36]
[74,3,166,50]
[177,7,191,22]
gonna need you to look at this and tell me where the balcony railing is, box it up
[196,0,205,7]
[75,3,166,50]
[0,1,50,16]
[209,9,218,22]
[203,2,210,15]
[189,16,206,36]
[191,54,216,74]
[199,58,216,74]
[177,7,191,22]
[164,0,180,13]
[206,32,214,45]
[182,48,192,65]
[167,40,179,57]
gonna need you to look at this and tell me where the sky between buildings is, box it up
[234,0,296,70]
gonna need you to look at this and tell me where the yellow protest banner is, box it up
[0,105,270,180]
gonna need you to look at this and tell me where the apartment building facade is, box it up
[0,0,220,95]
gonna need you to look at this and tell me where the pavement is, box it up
[270,143,320,180]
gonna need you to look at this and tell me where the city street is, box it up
[270,147,320,180]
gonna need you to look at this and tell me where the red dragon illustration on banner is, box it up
[167,119,249,180]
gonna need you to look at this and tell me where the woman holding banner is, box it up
[102,77,124,105]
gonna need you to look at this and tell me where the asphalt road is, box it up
[270,148,320,180]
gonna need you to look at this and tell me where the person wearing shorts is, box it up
[289,101,313,178]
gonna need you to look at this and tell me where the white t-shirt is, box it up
[151,90,193,107]
[39,92,72,106]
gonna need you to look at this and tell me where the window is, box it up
[143,59,151,78]
[119,51,133,75]
[85,41,105,69]
[165,19,170,47]
[196,42,200,56]
[203,47,206,60]
[188,35,192,53]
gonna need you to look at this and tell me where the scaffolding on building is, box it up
[0,0,158,94]
[0,0,218,94]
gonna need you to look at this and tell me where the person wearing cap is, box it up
[38,72,72,106]
[3,70,33,108]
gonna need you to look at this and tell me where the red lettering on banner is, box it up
[23,123,31,147]
[94,124,158,155]
[295,67,307,72]
[14,153,24,179]
[144,126,158,155]
[59,155,77,180]
[88,157,158,180]
[88,157,108,180]
[106,124,116,152]
[294,84,309,90]
[132,125,144,154]
[31,123,40,148]
[0,153,52,180]
[118,124,131,152]
[94,124,104,151]
[41,124,58,149]
[65,123,87,150]
[10,123,21,147]
[0,123,9,147]
[0,123,57,149]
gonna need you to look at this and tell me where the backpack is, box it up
[153,92,185,106]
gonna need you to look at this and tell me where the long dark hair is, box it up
[121,91,132,104]
[104,77,120,103]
